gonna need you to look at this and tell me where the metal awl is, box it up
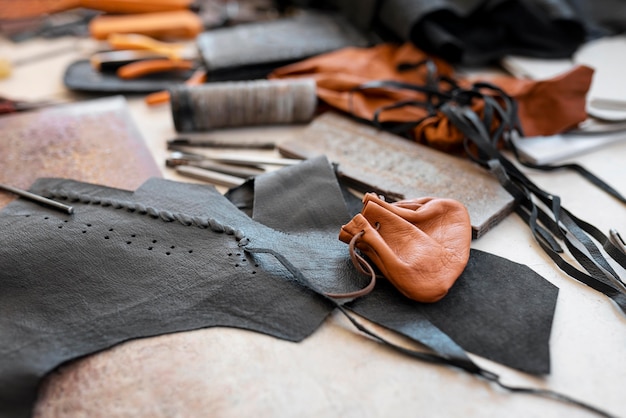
[0,183,74,214]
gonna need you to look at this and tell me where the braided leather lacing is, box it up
[43,188,250,246]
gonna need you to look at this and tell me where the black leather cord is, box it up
[348,71,626,317]
[436,88,626,315]
[241,242,615,417]
[341,74,625,414]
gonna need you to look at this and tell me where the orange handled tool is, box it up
[144,68,207,105]
[101,33,199,79]
[117,59,194,79]
[89,9,203,40]
[0,0,193,20]
[81,0,193,13]
[106,33,193,60]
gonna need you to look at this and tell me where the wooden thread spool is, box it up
[170,78,318,132]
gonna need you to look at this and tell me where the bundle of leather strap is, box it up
[270,42,592,153]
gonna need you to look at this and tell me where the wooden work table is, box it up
[1,35,626,418]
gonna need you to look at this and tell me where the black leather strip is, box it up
[243,244,614,417]
[436,87,626,315]
[510,142,626,205]
[352,74,626,316]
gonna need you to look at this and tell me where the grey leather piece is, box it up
[349,250,559,376]
[228,155,559,375]
[0,177,343,418]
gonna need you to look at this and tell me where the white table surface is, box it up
[1,36,626,418]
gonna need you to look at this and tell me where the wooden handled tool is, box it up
[0,0,193,20]
[145,68,206,105]
[106,33,193,60]
[117,59,194,79]
[89,9,203,40]
[98,33,201,80]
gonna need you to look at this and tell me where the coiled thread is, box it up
[170,78,318,132]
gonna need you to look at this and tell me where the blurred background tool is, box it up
[168,150,301,167]
[0,0,194,20]
[144,68,206,104]
[0,96,64,113]
[63,58,196,93]
[91,34,207,101]
[174,164,246,187]
[87,0,279,40]
[105,33,194,60]
[0,9,98,42]
[0,1,274,43]
[90,33,202,80]
[0,43,78,79]
[88,9,204,40]
[116,57,194,78]
[89,49,169,72]
[166,155,265,178]
[167,137,275,149]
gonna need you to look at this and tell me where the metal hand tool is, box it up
[0,183,74,214]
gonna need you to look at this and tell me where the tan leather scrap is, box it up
[338,193,472,303]
[270,43,593,153]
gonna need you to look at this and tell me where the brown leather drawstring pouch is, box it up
[332,193,472,303]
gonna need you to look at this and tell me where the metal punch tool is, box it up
[0,183,74,214]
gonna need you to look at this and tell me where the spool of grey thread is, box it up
[170,78,318,132]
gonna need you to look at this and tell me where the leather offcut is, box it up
[0,176,341,418]
[339,193,472,302]
[230,156,558,376]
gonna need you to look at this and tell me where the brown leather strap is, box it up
[325,230,378,299]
